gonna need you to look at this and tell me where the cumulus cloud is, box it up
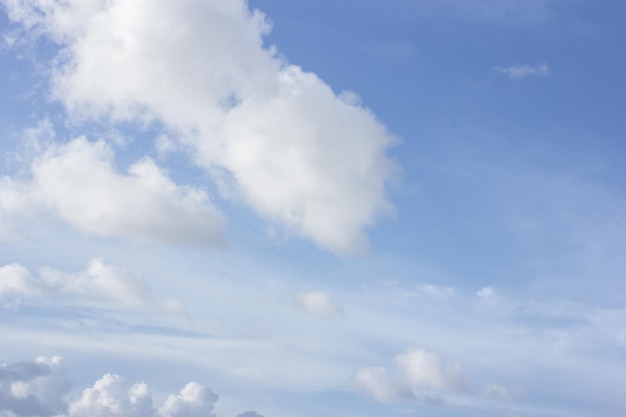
[68,374,155,417]
[1,357,264,417]
[0,258,183,313]
[353,347,493,405]
[69,375,219,417]
[296,291,344,318]
[0,137,224,246]
[3,0,396,254]
[495,63,551,79]
[158,382,218,417]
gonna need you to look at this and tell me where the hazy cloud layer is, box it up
[3,0,396,254]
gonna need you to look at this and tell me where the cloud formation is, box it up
[3,0,397,254]
[0,356,69,417]
[296,291,344,318]
[0,357,263,417]
[352,366,414,403]
[353,347,486,405]
[395,348,465,392]
[0,258,183,313]
[495,63,551,79]
[0,137,225,246]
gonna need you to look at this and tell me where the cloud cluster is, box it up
[495,63,551,79]
[70,376,217,417]
[0,258,183,313]
[0,357,262,417]
[3,0,397,254]
[0,137,225,246]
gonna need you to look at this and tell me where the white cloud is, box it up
[158,382,218,417]
[353,347,473,405]
[296,291,344,318]
[3,0,396,255]
[495,63,551,79]
[352,366,414,403]
[68,374,155,417]
[477,286,494,299]
[0,137,225,246]
[395,348,466,392]
[0,258,184,313]
[69,376,219,417]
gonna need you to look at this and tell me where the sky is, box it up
[1,1,626,416]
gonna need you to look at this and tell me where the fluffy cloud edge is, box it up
[0,136,226,247]
[0,356,266,417]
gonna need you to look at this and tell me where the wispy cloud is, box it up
[495,63,551,79]
[0,259,184,314]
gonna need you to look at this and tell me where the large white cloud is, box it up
[0,137,224,246]
[0,258,183,313]
[3,0,396,254]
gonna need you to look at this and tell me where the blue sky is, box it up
[1,1,626,417]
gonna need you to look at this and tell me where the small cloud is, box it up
[296,291,344,318]
[395,348,466,392]
[237,412,265,417]
[477,287,495,299]
[484,383,512,401]
[495,63,551,79]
